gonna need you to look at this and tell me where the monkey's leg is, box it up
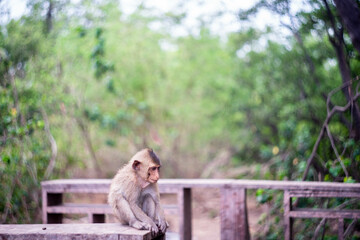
[142,194,156,220]
[142,194,168,233]
[115,197,147,230]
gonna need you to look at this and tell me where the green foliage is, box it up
[256,189,273,204]
[0,17,54,223]
[1,2,359,238]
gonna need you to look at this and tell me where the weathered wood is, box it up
[220,187,250,240]
[288,190,360,198]
[41,179,360,240]
[41,179,111,194]
[47,203,112,214]
[41,178,360,192]
[283,190,293,240]
[289,209,360,219]
[0,223,163,240]
[338,218,344,240]
[285,188,360,240]
[46,203,177,219]
[178,188,192,240]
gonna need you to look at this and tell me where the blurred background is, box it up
[1,0,360,238]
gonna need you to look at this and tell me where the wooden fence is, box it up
[41,179,360,240]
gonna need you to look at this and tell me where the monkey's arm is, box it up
[119,195,159,233]
[129,200,158,230]
[154,194,169,232]
[145,184,169,232]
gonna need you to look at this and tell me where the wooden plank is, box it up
[41,179,360,193]
[288,190,360,198]
[162,205,179,215]
[338,218,344,240]
[41,179,111,193]
[178,188,192,240]
[220,187,231,240]
[220,187,250,240]
[42,188,47,224]
[46,203,177,215]
[225,180,360,192]
[289,209,360,219]
[47,203,112,214]
[0,223,161,240]
[283,190,293,240]
[240,189,250,240]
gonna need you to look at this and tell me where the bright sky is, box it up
[6,0,288,37]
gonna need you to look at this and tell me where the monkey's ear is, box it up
[132,160,141,171]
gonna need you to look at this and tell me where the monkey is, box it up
[108,148,168,235]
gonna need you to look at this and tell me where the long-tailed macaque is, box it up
[108,148,168,234]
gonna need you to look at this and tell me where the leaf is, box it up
[256,189,273,204]
[329,165,342,177]
[343,177,356,183]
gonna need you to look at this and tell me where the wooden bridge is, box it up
[40,179,360,240]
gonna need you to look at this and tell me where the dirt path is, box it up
[164,188,268,240]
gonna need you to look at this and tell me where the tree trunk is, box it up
[333,0,360,55]
[323,0,360,140]
[45,0,53,34]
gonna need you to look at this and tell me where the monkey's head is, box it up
[131,148,161,184]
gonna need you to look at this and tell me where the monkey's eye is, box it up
[150,167,157,171]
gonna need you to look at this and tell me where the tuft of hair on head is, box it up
[147,148,161,165]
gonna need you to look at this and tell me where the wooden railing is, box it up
[41,179,360,240]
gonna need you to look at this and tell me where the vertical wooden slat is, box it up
[178,188,192,240]
[42,188,47,224]
[220,187,250,240]
[284,190,293,240]
[47,193,63,223]
[338,218,344,240]
[220,187,230,240]
[241,189,250,240]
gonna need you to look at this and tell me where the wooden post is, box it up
[338,218,344,240]
[220,187,250,240]
[284,190,293,240]
[178,188,192,240]
[42,187,47,224]
[47,193,63,223]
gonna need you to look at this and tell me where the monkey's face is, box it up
[147,165,160,183]
[131,148,162,184]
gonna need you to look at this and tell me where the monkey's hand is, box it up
[130,219,158,234]
[142,219,159,235]
[155,217,169,233]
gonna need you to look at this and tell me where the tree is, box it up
[238,0,360,182]
[333,0,360,54]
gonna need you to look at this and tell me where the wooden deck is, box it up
[0,223,164,240]
[41,179,360,240]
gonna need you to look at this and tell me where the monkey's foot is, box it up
[155,219,169,233]
[130,220,147,230]
[130,220,158,235]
